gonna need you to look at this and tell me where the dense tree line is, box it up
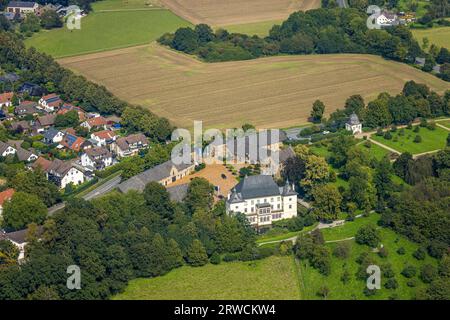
[0,177,261,299]
[0,31,173,141]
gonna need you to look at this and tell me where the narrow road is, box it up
[47,175,122,215]
[367,137,401,155]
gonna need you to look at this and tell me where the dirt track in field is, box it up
[160,0,321,26]
[59,44,450,130]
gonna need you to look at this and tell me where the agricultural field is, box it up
[371,125,448,155]
[300,214,438,300]
[25,4,192,57]
[113,256,301,299]
[224,20,282,37]
[58,44,450,130]
[412,27,450,49]
[159,0,320,26]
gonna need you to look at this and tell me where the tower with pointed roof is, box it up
[345,113,362,134]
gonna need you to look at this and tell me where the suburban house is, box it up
[117,160,195,193]
[0,92,13,108]
[80,116,107,131]
[112,133,149,158]
[345,113,362,134]
[376,11,398,27]
[6,1,39,15]
[14,101,39,117]
[0,226,43,261]
[7,140,37,162]
[10,120,31,133]
[35,114,56,133]
[90,130,117,147]
[81,147,113,171]
[60,133,88,152]
[0,188,15,217]
[226,175,297,229]
[18,82,43,97]
[57,104,86,121]
[33,157,84,188]
[38,93,62,113]
[0,141,16,157]
[44,127,64,144]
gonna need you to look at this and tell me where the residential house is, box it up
[10,120,31,134]
[90,130,117,147]
[14,101,39,117]
[226,175,297,229]
[44,127,64,144]
[112,133,149,158]
[38,93,62,113]
[18,82,43,96]
[0,226,43,261]
[345,113,362,134]
[0,92,13,108]
[34,114,56,133]
[0,141,16,157]
[6,1,39,15]
[60,133,88,152]
[7,140,37,162]
[0,188,15,217]
[80,116,107,131]
[117,160,195,193]
[57,103,86,121]
[81,146,113,171]
[33,157,84,188]
[376,11,398,27]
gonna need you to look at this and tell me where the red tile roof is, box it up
[32,157,53,172]
[86,116,107,127]
[92,130,116,140]
[0,92,13,104]
[0,188,15,206]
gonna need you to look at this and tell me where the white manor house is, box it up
[226,175,297,229]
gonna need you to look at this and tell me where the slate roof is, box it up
[347,113,361,125]
[44,127,62,141]
[0,226,43,245]
[15,101,38,115]
[117,160,193,193]
[37,114,56,127]
[0,141,14,155]
[7,1,37,8]
[84,146,111,160]
[233,175,281,199]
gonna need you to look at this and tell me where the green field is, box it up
[25,8,192,57]
[223,20,281,37]
[93,0,161,11]
[371,125,448,154]
[113,256,301,300]
[412,27,450,50]
[356,141,390,160]
[300,214,437,300]
[437,120,450,129]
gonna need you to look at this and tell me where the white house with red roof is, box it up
[80,116,108,131]
[38,93,62,112]
[0,92,14,108]
[90,130,117,147]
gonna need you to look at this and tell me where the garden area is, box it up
[371,124,448,154]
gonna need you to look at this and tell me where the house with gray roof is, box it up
[345,113,362,134]
[226,175,297,228]
[44,127,64,144]
[117,160,195,193]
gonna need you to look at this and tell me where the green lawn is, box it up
[299,214,437,300]
[371,125,448,154]
[223,20,281,37]
[437,120,450,129]
[92,0,161,11]
[412,26,450,49]
[25,9,192,57]
[113,256,301,300]
[356,141,390,161]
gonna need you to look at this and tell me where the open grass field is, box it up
[58,44,450,130]
[224,20,282,37]
[93,0,162,11]
[412,27,450,49]
[356,141,390,161]
[300,214,437,300]
[159,0,320,26]
[371,125,448,154]
[113,255,301,299]
[25,7,192,58]
[437,119,450,129]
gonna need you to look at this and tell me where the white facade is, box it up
[345,122,362,134]
[376,13,397,26]
[50,131,65,143]
[1,145,16,157]
[60,167,84,189]
[7,3,39,15]
[81,152,113,171]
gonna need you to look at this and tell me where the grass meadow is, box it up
[412,26,450,49]
[371,125,448,154]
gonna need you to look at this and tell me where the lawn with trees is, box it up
[113,256,300,300]
[371,125,448,154]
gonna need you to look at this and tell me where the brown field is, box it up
[59,44,450,130]
[160,0,320,26]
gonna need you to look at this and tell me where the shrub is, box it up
[384,278,398,289]
[382,264,395,278]
[420,264,438,283]
[355,224,381,248]
[398,128,405,136]
[378,247,388,258]
[413,126,420,133]
[376,128,383,136]
[407,279,418,287]
[397,247,406,255]
[333,241,351,259]
[414,135,422,143]
[384,131,392,140]
[401,265,417,278]
[222,253,239,262]
[427,241,447,259]
[258,246,276,259]
[413,247,426,260]
[363,287,376,297]
[209,252,221,265]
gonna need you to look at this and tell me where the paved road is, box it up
[47,175,122,215]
